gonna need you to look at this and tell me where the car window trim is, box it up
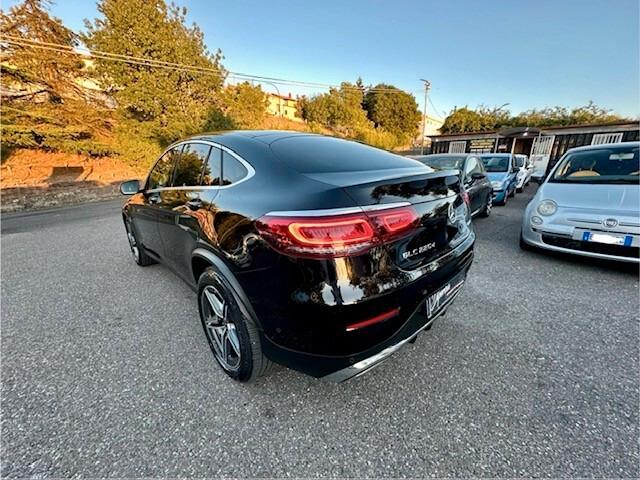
[168,144,186,187]
[171,142,212,188]
[144,139,255,193]
[146,147,180,191]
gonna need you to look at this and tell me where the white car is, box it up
[520,142,639,263]
[514,154,532,192]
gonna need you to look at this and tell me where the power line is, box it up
[0,35,422,95]
[428,96,447,119]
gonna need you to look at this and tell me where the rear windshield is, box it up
[270,136,425,173]
[551,146,639,184]
[421,155,466,170]
[481,156,510,172]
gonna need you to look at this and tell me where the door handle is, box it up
[186,198,203,210]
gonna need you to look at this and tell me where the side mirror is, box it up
[471,172,485,180]
[120,179,141,195]
[512,167,519,173]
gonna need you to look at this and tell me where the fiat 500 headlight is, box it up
[537,199,558,216]
[491,181,503,189]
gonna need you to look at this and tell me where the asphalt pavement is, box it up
[1,187,638,477]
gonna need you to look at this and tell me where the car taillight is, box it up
[365,206,419,243]
[256,205,419,258]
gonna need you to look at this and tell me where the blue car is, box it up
[479,154,519,205]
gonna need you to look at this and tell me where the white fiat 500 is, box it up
[521,142,639,263]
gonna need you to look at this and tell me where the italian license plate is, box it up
[579,231,633,246]
[425,273,465,318]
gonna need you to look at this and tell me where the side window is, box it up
[222,151,249,185]
[465,157,482,180]
[201,146,222,186]
[148,146,181,190]
[173,143,211,187]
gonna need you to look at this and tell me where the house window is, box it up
[449,141,466,153]
[591,133,623,145]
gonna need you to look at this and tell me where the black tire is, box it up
[197,267,271,382]
[124,216,155,266]
[508,187,515,198]
[516,186,523,193]
[478,193,492,217]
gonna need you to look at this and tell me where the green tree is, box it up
[217,82,267,129]
[0,0,116,157]
[363,84,421,139]
[439,107,482,134]
[83,0,225,144]
[0,0,82,101]
[442,102,627,133]
[440,105,511,134]
[300,82,371,134]
[511,102,623,127]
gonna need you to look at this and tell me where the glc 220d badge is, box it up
[402,242,436,259]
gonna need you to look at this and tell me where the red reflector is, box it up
[461,191,470,206]
[345,307,401,332]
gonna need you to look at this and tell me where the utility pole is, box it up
[420,79,431,154]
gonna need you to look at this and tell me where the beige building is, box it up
[422,114,444,137]
[415,114,444,148]
[266,93,302,121]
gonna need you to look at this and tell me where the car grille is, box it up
[567,218,640,229]
[541,234,639,259]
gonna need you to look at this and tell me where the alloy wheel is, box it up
[486,196,492,215]
[202,285,241,371]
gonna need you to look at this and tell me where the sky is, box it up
[7,0,640,118]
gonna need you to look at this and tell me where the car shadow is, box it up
[523,246,639,275]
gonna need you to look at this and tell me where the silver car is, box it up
[521,142,639,263]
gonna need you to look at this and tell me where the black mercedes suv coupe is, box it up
[120,131,475,382]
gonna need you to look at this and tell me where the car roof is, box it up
[407,154,469,161]
[478,153,511,157]
[182,130,319,146]
[564,141,639,154]
[422,153,470,156]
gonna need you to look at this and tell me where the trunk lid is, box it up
[303,170,471,269]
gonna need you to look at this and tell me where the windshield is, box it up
[421,155,465,170]
[551,146,639,184]
[481,156,509,172]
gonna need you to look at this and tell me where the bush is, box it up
[112,119,163,170]
[0,125,116,156]
[354,126,403,150]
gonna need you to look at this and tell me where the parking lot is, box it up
[1,187,638,477]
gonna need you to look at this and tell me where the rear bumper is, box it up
[322,280,464,382]
[258,236,475,378]
[493,190,507,203]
